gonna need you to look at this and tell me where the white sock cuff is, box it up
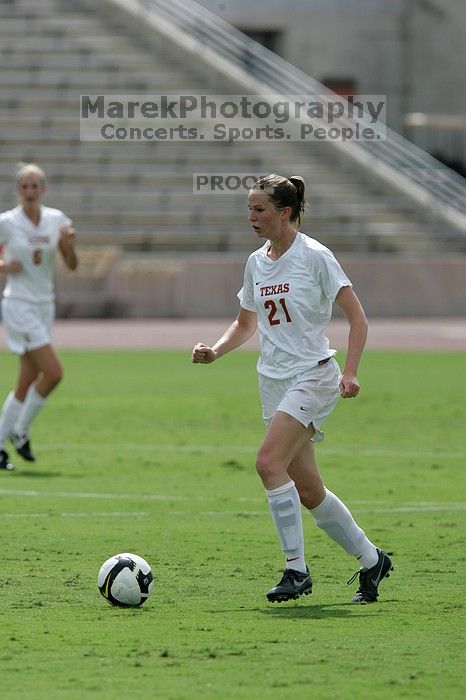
[28,386,46,405]
[0,391,24,447]
[265,480,296,498]
[309,487,335,520]
[7,391,23,409]
[14,385,47,436]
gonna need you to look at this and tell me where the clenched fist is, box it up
[192,343,217,364]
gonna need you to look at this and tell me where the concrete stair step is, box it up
[0,70,189,86]
[0,3,59,17]
[0,35,151,51]
[0,54,169,71]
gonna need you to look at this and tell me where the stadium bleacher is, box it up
[1,0,465,257]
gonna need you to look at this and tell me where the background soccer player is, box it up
[0,163,78,470]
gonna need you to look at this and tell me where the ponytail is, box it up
[251,173,306,226]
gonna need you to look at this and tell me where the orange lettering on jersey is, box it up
[260,283,290,297]
[29,236,50,245]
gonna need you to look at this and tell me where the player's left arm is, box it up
[335,285,368,398]
[58,224,79,271]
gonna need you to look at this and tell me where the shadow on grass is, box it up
[260,603,370,619]
[209,603,367,619]
[11,470,62,478]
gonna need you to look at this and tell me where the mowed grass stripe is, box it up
[1,488,464,515]
[33,442,466,459]
[1,506,465,519]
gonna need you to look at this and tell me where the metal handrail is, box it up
[115,0,465,220]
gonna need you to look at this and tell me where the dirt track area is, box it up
[1,318,463,351]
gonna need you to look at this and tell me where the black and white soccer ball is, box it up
[98,553,154,607]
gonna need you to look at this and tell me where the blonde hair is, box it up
[15,162,47,187]
[251,173,306,226]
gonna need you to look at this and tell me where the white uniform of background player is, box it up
[0,164,78,470]
[0,205,70,353]
[192,174,393,604]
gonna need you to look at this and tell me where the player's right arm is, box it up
[192,307,257,364]
[0,218,22,274]
[0,258,22,274]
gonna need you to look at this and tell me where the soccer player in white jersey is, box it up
[192,174,393,604]
[0,163,78,470]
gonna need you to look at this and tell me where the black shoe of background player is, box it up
[266,566,312,602]
[348,549,393,604]
[0,448,14,470]
[11,432,36,462]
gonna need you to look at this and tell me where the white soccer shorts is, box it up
[1,298,54,355]
[259,358,341,443]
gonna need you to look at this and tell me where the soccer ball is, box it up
[98,552,154,607]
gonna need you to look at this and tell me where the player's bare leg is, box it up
[25,344,63,397]
[12,344,63,461]
[15,354,39,401]
[288,439,325,509]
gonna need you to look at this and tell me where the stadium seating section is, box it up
[0,0,462,258]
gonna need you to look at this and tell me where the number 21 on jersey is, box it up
[32,249,42,265]
[264,298,292,326]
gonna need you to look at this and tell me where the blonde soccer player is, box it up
[0,163,78,470]
[192,174,393,604]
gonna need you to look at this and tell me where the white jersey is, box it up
[238,232,352,379]
[0,205,70,303]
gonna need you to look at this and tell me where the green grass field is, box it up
[1,350,465,700]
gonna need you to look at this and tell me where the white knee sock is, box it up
[0,392,23,448]
[266,480,307,573]
[310,488,378,569]
[14,386,46,435]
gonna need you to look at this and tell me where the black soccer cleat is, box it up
[11,433,36,462]
[348,549,393,604]
[266,566,312,603]
[0,449,14,471]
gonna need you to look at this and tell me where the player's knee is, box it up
[255,449,282,482]
[47,364,63,388]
